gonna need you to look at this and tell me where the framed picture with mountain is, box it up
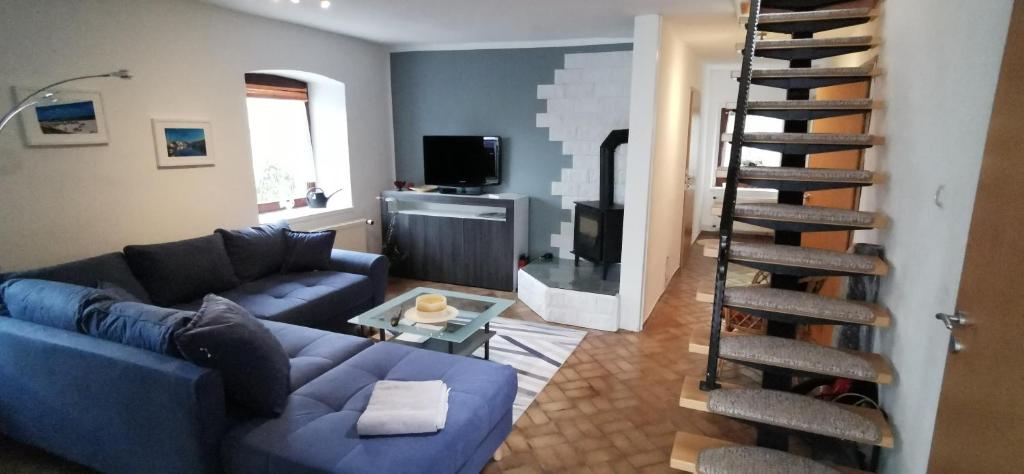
[152,119,214,168]
[17,88,110,146]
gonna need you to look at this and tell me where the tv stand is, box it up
[380,191,528,291]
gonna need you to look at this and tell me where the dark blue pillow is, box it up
[174,294,290,416]
[0,279,113,332]
[80,300,194,356]
[216,221,289,281]
[124,234,241,307]
[281,229,336,273]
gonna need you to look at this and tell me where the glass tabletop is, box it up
[348,287,514,344]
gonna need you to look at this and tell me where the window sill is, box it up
[258,205,354,227]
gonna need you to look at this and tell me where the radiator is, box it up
[312,219,373,253]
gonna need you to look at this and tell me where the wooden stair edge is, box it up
[670,431,735,473]
[733,133,886,146]
[678,375,895,448]
[670,431,871,474]
[687,327,894,384]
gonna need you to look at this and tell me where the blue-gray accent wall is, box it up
[390,44,633,258]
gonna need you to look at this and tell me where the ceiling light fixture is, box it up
[320,0,331,8]
[290,0,300,4]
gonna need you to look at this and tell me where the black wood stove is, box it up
[573,129,628,279]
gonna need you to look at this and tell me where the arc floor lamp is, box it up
[0,69,132,134]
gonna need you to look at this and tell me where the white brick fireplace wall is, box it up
[536,51,633,259]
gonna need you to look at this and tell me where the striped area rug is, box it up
[470,317,587,421]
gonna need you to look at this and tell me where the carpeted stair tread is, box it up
[740,133,881,146]
[670,431,869,473]
[727,166,875,183]
[761,0,864,9]
[741,65,876,79]
[719,334,883,382]
[697,446,841,474]
[747,99,874,110]
[758,8,875,25]
[751,36,876,50]
[707,388,883,445]
[732,203,879,227]
[724,286,887,326]
[722,242,885,275]
[679,377,894,447]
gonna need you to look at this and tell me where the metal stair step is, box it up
[688,328,893,383]
[754,8,877,34]
[739,64,879,89]
[718,203,886,232]
[679,376,895,447]
[703,241,889,276]
[761,0,865,10]
[692,283,890,327]
[670,431,869,473]
[716,166,879,191]
[729,132,883,154]
[739,36,877,61]
[746,99,878,120]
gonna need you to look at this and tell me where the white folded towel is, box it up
[356,380,451,436]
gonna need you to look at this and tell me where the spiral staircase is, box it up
[670,0,893,472]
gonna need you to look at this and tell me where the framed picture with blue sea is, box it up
[152,119,215,168]
[15,88,110,146]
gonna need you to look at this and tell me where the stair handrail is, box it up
[700,0,763,392]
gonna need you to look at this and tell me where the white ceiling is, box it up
[200,0,739,50]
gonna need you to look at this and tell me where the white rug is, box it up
[470,316,587,421]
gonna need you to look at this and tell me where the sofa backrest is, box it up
[0,316,226,474]
[0,252,151,304]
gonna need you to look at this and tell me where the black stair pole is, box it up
[700,0,763,392]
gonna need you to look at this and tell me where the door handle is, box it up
[936,311,968,353]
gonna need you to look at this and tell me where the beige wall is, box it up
[641,17,704,318]
[0,0,395,272]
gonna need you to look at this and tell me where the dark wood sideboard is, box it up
[379,191,528,291]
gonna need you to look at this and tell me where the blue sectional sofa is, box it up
[0,227,518,474]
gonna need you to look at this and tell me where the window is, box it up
[714,108,785,187]
[245,73,317,214]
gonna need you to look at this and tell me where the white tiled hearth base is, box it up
[517,269,619,332]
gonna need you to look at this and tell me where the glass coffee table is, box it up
[348,287,514,360]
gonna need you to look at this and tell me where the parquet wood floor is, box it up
[389,240,760,473]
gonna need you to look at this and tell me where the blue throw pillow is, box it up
[0,279,113,332]
[281,229,336,273]
[124,234,241,307]
[174,294,290,416]
[216,221,289,281]
[80,300,194,356]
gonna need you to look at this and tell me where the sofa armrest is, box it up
[0,317,226,474]
[328,249,389,305]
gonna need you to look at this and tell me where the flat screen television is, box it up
[423,136,501,189]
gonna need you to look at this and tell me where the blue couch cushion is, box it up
[124,234,241,307]
[0,279,113,332]
[80,300,194,356]
[282,229,336,273]
[0,253,151,304]
[221,342,518,474]
[260,319,373,390]
[175,295,291,417]
[177,271,373,329]
[216,222,289,282]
